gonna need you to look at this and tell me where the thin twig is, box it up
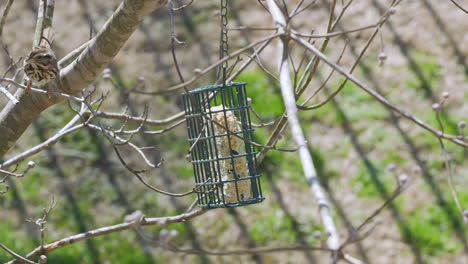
[290,0,317,18]
[291,34,468,148]
[0,162,35,178]
[130,33,281,95]
[0,0,15,37]
[292,16,387,39]
[0,243,37,264]
[0,113,85,169]
[93,110,184,126]
[299,41,348,106]
[0,77,84,102]
[164,242,330,255]
[113,119,185,135]
[448,0,468,13]
[6,209,208,264]
[171,0,194,10]
[258,0,354,165]
[227,26,278,31]
[434,108,466,222]
[0,84,18,104]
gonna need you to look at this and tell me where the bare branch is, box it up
[6,209,207,264]
[0,84,18,104]
[340,182,408,250]
[0,161,35,178]
[164,242,329,255]
[266,0,340,251]
[0,243,37,264]
[448,0,468,13]
[130,33,281,95]
[0,0,15,37]
[171,0,194,10]
[26,196,57,255]
[0,77,84,102]
[291,34,468,148]
[0,117,86,169]
[434,104,467,222]
[258,0,356,165]
[93,110,185,126]
[0,0,169,157]
[112,119,185,135]
[292,15,388,39]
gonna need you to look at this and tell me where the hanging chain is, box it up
[220,0,229,85]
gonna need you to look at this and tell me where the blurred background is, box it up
[0,0,467,263]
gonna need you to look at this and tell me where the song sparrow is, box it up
[23,44,59,97]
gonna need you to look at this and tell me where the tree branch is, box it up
[0,0,168,157]
[6,209,206,264]
[93,110,185,126]
[0,0,15,37]
[266,0,340,251]
[291,34,468,148]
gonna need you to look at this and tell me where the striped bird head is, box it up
[25,46,57,67]
[23,46,59,85]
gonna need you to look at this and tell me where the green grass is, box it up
[257,131,308,188]
[93,232,157,263]
[173,162,195,179]
[0,221,36,263]
[402,202,460,256]
[247,210,299,244]
[235,71,284,119]
[334,54,464,257]
[45,242,90,264]
[338,82,388,123]
[353,162,392,197]
[19,166,50,199]
[160,133,189,155]
[404,51,442,91]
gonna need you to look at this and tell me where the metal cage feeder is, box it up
[182,82,264,209]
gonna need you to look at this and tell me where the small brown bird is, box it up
[23,37,59,97]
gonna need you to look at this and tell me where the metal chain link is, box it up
[220,0,229,85]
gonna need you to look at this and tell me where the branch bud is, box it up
[463,210,468,221]
[459,121,466,130]
[375,217,383,225]
[27,161,36,169]
[411,165,421,174]
[386,163,396,171]
[313,230,322,240]
[398,174,409,186]
[102,68,112,81]
[193,68,202,76]
[378,52,387,66]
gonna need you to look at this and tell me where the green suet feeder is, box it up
[182,82,264,208]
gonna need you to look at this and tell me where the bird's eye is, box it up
[37,55,52,65]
